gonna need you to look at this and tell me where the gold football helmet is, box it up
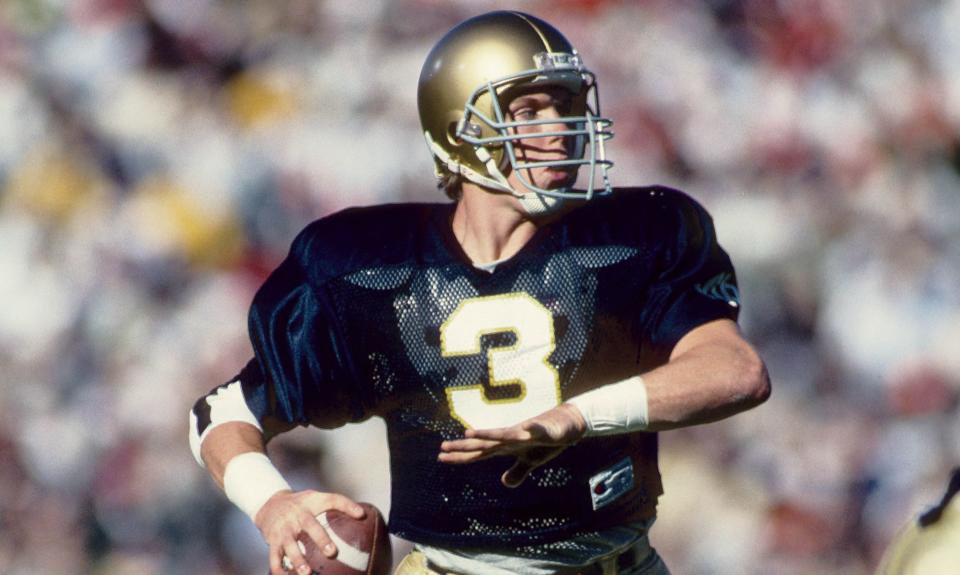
[418,11,613,205]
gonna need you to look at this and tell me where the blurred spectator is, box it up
[0,1,958,574]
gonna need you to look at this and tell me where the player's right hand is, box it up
[439,402,587,487]
[254,489,366,575]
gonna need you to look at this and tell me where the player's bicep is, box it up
[668,318,744,361]
[668,318,770,409]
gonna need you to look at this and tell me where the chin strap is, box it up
[517,191,565,217]
[424,131,570,217]
[473,146,518,195]
[424,131,514,195]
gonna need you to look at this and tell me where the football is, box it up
[283,502,392,575]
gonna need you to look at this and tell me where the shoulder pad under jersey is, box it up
[289,202,441,285]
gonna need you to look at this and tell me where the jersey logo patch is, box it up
[589,457,634,511]
[695,272,740,308]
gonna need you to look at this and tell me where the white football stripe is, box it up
[318,511,371,572]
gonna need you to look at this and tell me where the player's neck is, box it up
[452,184,539,266]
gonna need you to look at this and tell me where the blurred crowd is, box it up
[1,0,958,574]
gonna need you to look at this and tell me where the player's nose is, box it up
[537,106,572,150]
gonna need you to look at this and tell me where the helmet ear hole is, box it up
[446,121,462,146]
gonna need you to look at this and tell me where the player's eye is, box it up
[511,108,535,121]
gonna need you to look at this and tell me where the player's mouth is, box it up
[516,147,578,187]
[538,165,578,188]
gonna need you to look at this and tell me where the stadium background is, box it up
[1,0,958,573]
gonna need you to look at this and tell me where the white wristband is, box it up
[566,375,650,436]
[223,452,292,521]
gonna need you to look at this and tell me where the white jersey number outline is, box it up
[440,293,561,429]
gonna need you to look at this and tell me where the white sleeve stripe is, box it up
[188,381,263,467]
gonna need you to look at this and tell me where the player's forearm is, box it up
[200,421,268,489]
[642,334,769,431]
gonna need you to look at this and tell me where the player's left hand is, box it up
[438,403,587,488]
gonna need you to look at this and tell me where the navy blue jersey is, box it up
[193,186,740,548]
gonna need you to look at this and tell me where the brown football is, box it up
[289,502,392,575]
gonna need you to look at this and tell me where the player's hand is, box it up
[438,403,587,488]
[254,489,365,575]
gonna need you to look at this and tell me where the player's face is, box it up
[504,87,580,192]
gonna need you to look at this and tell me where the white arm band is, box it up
[223,452,291,522]
[566,375,650,436]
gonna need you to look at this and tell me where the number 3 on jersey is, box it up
[440,293,561,429]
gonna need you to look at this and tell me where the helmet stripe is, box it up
[510,11,553,52]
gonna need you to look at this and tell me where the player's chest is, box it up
[327,249,653,428]
[327,248,648,379]
[328,245,645,338]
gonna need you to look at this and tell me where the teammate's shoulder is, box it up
[876,468,960,574]
[290,202,441,283]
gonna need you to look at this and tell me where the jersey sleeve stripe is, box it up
[188,380,264,467]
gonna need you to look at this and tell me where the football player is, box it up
[189,11,770,575]
[875,468,960,575]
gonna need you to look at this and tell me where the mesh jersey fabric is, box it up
[192,186,740,548]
